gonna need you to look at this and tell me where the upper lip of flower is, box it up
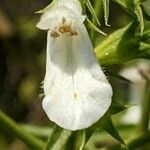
[36,3,85,31]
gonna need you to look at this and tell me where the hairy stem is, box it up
[0,110,44,150]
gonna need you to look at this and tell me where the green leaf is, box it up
[86,17,106,36]
[86,0,101,26]
[112,0,145,34]
[102,0,110,26]
[142,0,150,17]
[134,0,144,35]
[82,101,132,148]
[112,0,135,16]
[102,117,126,145]
[44,127,72,150]
[105,71,133,84]
[95,22,142,66]
[109,101,135,115]
[140,42,150,55]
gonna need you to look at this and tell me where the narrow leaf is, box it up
[113,0,145,34]
[102,117,126,145]
[102,0,110,26]
[134,5,144,35]
[86,17,106,36]
[112,0,134,16]
[105,71,133,83]
[86,0,101,26]
[109,101,135,115]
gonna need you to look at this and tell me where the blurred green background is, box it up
[0,0,150,149]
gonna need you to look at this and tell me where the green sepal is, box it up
[86,17,106,36]
[101,117,126,145]
[102,0,110,26]
[86,0,101,26]
[94,22,142,66]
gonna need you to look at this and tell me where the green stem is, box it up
[140,80,150,132]
[127,131,150,149]
[21,124,53,138]
[0,110,44,150]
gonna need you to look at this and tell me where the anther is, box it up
[71,30,78,36]
[50,31,60,38]
[59,25,71,33]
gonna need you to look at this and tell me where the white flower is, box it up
[37,0,112,131]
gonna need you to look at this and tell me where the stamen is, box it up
[71,30,78,36]
[59,25,71,33]
[50,31,60,38]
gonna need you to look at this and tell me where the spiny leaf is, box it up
[109,101,135,115]
[102,117,126,145]
[95,22,142,66]
[134,0,144,35]
[112,0,134,16]
[82,101,132,147]
[112,0,144,34]
[86,17,106,36]
[86,0,101,26]
[102,0,110,26]
[105,71,133,84]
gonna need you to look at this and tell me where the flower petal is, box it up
[42,25,112,130]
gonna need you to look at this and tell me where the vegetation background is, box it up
[0,0,149,150]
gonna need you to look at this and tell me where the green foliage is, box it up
[95,22,141,65]
[113,0,144,34]
[102,0,110,26]
[0,0,149,150]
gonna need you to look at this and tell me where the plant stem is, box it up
[140,80,150,132]
[0,110,44,150]
[21,124,53,138]
[127,131,150,149]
